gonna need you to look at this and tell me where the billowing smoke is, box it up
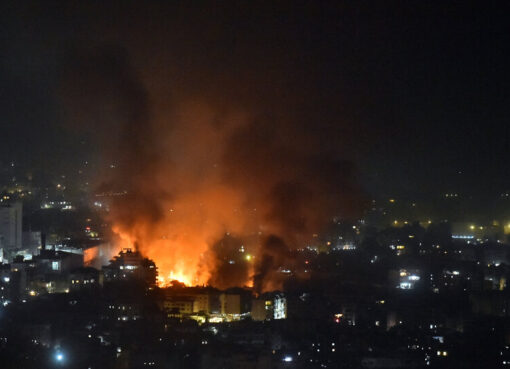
[58,2,367,292]
[253,235,291,294]
[206,234,251,290]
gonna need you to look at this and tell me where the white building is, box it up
[0,203,22,251]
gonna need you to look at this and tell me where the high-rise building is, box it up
[251,293,287,321]
[0,203,22,251]
[102,248,157,287]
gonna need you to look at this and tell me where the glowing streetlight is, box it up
[54,351,65,364]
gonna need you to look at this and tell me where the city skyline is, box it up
[0,2,509,368]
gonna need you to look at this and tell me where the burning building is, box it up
[102,248,157,287]
[60,13,367,291]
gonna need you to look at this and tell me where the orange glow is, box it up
[245,279,254,288]
[112,227,207,286]
[110,180,252,287]
[98,99,364,292]
[84,246,99,266]
[157,271,193,287]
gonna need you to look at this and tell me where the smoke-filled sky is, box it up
[1,2,509,195]
[54,3,368,289]
[2,1,509,201]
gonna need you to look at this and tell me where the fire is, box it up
[83,246,99,266]
[111,225,211,287]
[62,31,367,293]
[157,271,193,287]
[108,178,253,288]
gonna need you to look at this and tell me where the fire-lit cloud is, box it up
[58,2,367,291]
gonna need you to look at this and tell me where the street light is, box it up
[55,351,64,364]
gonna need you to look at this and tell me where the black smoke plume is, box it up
[56,2,368,290]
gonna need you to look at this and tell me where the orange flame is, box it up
[109,181,251,287]
[111,227,204,286]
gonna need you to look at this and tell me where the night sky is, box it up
[1,1,509,202]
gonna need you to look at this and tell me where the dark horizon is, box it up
[1,1,509,204]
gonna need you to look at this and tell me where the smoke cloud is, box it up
[58,2,367,291]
